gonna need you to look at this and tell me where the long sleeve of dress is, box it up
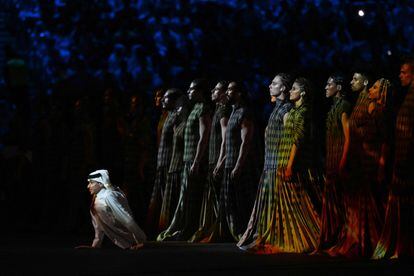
[292,106,307,148]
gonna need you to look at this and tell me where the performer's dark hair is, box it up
[351,63,373,86]
[230,81,249,103]
[154,88,164,96]
[329,74,346,97]
[277,73,294,96]
[165,88,183,102]
[295,77,312,101]
[216,80,229,90]
[191,78,210,100]
[401,55,414,73]
[329,74,345,86]
[176,93,190,112]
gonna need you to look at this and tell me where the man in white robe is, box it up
[79,169,147,249]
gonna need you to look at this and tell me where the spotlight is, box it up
[387,50,392,56]
[358,10,365,17]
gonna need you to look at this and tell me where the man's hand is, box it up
[377,156,386,183]
[190,161,200,177]
[130,243,144,250]
[230,166,241,180]
[284,166,292,182]
[339,158,346,175]
[213,161,224,179]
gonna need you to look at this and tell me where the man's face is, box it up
[350,73,366,93]
[269,76,284,97]
[399,64,414,87]
[187,82,201,102]
[154,90,163,107]
[87,181,103,195]
[161,91,174,110]
[211,83,226,102]
[325,77,339,98]
[226,82,238,104]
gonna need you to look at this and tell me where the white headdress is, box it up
[88,169,112,189]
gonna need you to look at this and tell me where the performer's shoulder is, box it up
[105,188,126,201]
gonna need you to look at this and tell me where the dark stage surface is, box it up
[1,234,413,275]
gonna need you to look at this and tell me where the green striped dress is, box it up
[157,103,210,241]
[268,103,321,253]
[238,99,293,249]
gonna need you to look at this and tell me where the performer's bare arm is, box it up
[190,114,211,175]
[75,213,103,249]
[231,118,253,179]
[213,117,229,177]
[339,112,350,176]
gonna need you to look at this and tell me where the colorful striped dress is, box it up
[373,86,414,259]
[328,91,384,258]
[238,99,293,249]
[268,103,321,253]
[318,97,351,250]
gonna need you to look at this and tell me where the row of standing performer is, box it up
[145,58,414,259]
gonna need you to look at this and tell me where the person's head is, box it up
[269,73,294,100]
[87,169,112,194]
[73,96,90,117]
[350,72,369,93]
[154,89,164,108]
[226,81,248,105]
[368,78,391,106]
[325,75,344,98]
[162,88,183,111]
[87,180,104,195]
[129,94,139,111]
[187,79,209,103]
[74,98,82,112]
[290,77,311,104]
[175,93,190,115]
[399,57,414,88]
[103,88,118,107]
[211,81,228,103]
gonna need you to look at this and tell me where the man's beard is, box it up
[227,93,236,103]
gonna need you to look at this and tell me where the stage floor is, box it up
[1,233,413,275]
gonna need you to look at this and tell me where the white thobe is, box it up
[91,188,147,249]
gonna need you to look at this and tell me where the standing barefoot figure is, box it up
[317,75,351,251]
[373,58,414,259]
[238,73,293,250]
